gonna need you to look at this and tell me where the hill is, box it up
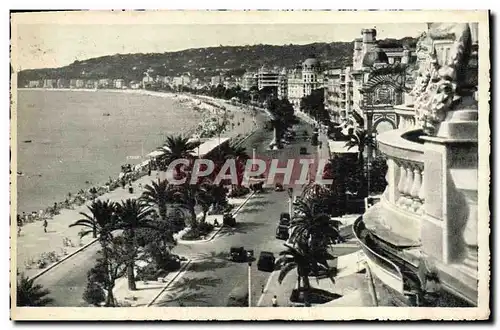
[17,37,417,86]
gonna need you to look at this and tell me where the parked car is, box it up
[275,183,284,192]
[276,224,290,240]
[279,212,291,225]
[229,246,247,262]
[257,251,276,272]
[223,213,236,227]
[300,147,307,155]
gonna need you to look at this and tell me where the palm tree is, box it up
[345,128,377,196]
[289,199,341,251]
[17,274,53,306]
[211,143,249,186]
[140,179,169,221]
[115,199,155,291]
[69,199,117,240]
[275,242,335,307]
[157,135,200,171]
[196,183,214,223]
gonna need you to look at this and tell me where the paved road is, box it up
[153,121,315,307]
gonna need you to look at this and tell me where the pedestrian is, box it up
[272,295,278,307]
[17,215,23,236]
[43,219,48,233]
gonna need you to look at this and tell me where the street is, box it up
[153,120,315,307]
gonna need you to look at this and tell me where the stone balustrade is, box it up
[394,104,417,130]
[377,129,426,215]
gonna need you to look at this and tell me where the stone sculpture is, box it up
[411,23,477,136]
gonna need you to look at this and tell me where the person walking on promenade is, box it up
[43,219,48,233]
[272,295,278,307]
[17,215,23,236]
[148,165,152,176]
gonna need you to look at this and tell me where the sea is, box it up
[16,89,204,214]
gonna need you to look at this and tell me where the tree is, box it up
[156,135,200,171]
[140,179,170,221]
[115,199,155,291]
[345,127,377,196]
[69,199,117,240]
[275,242,335,307]
[300,88,329,124]
[86,236,131,306]
[369,154,388,194]
[16,274,53,306]
[196,183,214,223]
[289,198,341,251]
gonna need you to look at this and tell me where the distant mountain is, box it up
[17,37,417,86]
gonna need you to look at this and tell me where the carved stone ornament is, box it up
[411,23,476,136]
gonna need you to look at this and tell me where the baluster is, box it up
[417,170,425,214]
[396,161,407,206]
[403,163,414,209]
[410,166,423,212]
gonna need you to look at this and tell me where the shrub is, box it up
[181,228,202,241]
[229,186,250,198]
[198,222,214,235]
[136,263,166,282]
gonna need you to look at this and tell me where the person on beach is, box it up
[43,219,48,233]
[272,295,278,307]
[148,165,152,176]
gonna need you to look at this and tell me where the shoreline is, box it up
[15,88,266,217]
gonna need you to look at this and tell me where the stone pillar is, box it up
[420,133,478,264]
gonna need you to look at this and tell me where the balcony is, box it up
[394,104,416,130]
[357,125,478,306]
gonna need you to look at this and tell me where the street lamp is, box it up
[247,251,253,307]
[287,187,294,217]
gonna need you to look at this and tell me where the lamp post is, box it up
[287,187,294,217]
[247,251,253,307]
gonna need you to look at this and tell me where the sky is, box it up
[13,22,427,70]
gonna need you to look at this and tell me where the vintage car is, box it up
[257,251,276,272]
[229,246,247,262]
[279,212,291,226]
[275,224,290,240]
[274,183,284,192]
[223,213,236,227]
[300,147,308,155]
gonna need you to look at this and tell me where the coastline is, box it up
[15,88,266,217]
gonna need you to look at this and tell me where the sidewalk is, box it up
[15,171,168,278]
[257,250,367,307]
[112,259,192,307]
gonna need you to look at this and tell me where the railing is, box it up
[353,217,405,293]
[394,104,416,130]
[377,129,426,215]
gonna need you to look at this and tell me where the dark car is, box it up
[276,224,290,240]
[275,183,284,192]
[279,212,291,226]
[257,251,276,272]
[300,147,307,155]
[230,246,247,262]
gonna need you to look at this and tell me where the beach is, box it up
[15,88,260,214]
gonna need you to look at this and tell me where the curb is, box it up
[176,192,256,244]
[146,259,192,307]
[31,237,99,280]
[365,264,379,307]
